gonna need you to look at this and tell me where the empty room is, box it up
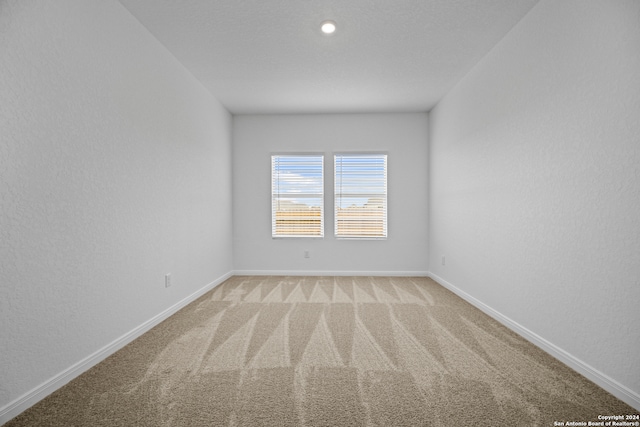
[1,0,639,425]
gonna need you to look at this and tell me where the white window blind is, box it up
[335,154,387,239]
[271,155,324,237]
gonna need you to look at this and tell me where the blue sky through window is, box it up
[272,154,386,209]
[272,155,323,207]
[335,154,387,209]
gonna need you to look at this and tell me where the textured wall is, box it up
[0,0,232,411]
[429,0,640,404]
[233,113,429,275]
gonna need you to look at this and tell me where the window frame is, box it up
[334,152,388,240]
[271,153,325,239]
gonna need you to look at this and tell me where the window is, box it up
[335,154,387,239]
[271,155,324,237]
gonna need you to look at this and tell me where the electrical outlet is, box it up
[304,250,310,258]
[165,273,171,288]
[442,256,446,266]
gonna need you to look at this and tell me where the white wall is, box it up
[0,0,233,417]
[233,113,429,275]
[429,0,640,408]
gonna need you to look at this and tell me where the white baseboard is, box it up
[428,272,640,412]
[0,271,233,425]
[233,270,429,277]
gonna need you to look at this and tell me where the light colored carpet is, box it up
[5,276,635,426]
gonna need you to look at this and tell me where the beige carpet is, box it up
[5,276,635,426]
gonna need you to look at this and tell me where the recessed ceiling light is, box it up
[321,20,336,35]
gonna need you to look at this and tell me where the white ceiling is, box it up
[117,0,540,115]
